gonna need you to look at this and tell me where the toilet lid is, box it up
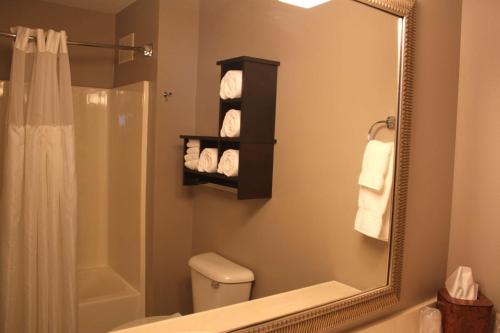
[112,313,181,331]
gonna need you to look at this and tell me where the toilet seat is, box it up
[112,313,181,331]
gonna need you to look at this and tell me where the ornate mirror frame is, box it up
[237,0,416,331]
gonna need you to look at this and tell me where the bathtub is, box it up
[78,267,144,333]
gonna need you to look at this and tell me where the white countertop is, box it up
[114,280,360,333]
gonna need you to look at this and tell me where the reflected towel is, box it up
[217,149,239,177]
[220,70,243,100]
[358,140,393,191]
[354,142,394,242]
[186,147,200,155]
[184,154,199,162]
[220,109,241,138]
[198,148,218,173]
[184,160,199,170]
[187,139,200,148]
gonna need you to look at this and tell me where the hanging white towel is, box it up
[354,141,394,242]
[217,149,239,177]
[187,139,200,148]
[220,70,243,100]
[358,140,393,191]
[184,160,199,170]
[220,109,241,138]
[198,148,218,173]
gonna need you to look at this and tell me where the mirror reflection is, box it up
[191,0,400,301]
[0,0,403,332]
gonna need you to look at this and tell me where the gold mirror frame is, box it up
[236,0,416,331]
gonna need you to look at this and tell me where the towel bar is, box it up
[367,116,396,141]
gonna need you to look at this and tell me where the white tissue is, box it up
[419,306,442,333]
[445,266,479,301]
[220,70,243,100]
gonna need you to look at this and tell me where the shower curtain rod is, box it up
[0,31,153,57]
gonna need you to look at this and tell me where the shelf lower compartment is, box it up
[183,168,238,189]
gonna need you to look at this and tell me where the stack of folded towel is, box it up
[220,70,243,100]
[184,139,200,170]
[354,140,395,242]
[220,109,241,138]
[198,148,218,173]
[217,149,239,177]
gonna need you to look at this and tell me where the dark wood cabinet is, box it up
[181,56,279,200]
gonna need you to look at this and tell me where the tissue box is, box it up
[437,288,493,333]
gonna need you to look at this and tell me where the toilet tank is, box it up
[188,252,254,313]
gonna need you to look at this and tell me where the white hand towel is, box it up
[187,139,200,148]
[186,147,200,155]
[354,142,394,242]
[358,140,393,191]
[184,154,199,162]
[220,70,243,100]
[220,109,241,138]
[217,149,239,177]
[184,160,199,170]
[198,148,218,173]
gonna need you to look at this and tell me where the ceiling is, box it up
[41,0,137,14]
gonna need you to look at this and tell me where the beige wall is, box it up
[0,0,115,88]
[192,0,399,298]
[147,0,199,316]
[114,0,159,87]
[447,0,500,308]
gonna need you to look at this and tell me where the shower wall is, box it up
[75,81,149,333]
[108,82,149,291]
[74,86,110,268]
[74,82,148,291]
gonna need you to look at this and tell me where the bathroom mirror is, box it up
[153,0,415,331]
[134,0,414,332]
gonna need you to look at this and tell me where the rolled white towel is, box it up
[186,147,200,154]
[217,149,239,177]
[184,154,199,162]
[184,160,199,170]
[187,139,200,148]
[220,70,243,100]
[220,109,241,138]
[198,148,218,173]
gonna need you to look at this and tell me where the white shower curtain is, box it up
[0,27,77,333]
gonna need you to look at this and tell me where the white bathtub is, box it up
[78,267,144,333]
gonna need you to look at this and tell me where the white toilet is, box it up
[112,252,254,330]
[189,252,254,313]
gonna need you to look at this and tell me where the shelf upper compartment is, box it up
[180,135,276,144]
[216,56,280,67]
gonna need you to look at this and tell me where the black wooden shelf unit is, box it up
[180,56,280,200]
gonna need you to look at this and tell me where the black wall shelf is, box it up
[181,56,280,200]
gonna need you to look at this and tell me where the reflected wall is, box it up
[192,0,400,298]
